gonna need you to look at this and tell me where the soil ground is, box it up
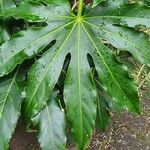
[10,92,150,150]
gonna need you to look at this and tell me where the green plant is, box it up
[0,0,150,149]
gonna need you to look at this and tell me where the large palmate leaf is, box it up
[0,0,150,149]
[0,69,22,149]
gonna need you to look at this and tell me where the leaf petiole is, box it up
[77,0,83,18]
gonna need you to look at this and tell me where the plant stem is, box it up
[77,0,83,17]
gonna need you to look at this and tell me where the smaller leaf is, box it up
[36,90,66,150]
[0,68,22,149]
[94,77,111,131]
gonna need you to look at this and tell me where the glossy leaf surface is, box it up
[36,90,66,150]
[0,0,149,149]
[0,69,22,149]
[93,77,111,131]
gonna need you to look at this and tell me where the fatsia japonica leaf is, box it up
[33,90,66,150]
[0,0,150,149]
[0,68,22,149]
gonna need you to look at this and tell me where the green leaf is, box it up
[63,24,97,149]
[1,0,149,148]
[23,21,97,149]
[90,0,128,15]
[35,90,66,150]
[81,23,140,113]
[84,21,150,64]
[84,3,150,65]
[0,68,22,149]
[93,76,111,131]
[23,21,76,121]
[87,2,150,29]
[0,0,72,21]
[0,1,74,77]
